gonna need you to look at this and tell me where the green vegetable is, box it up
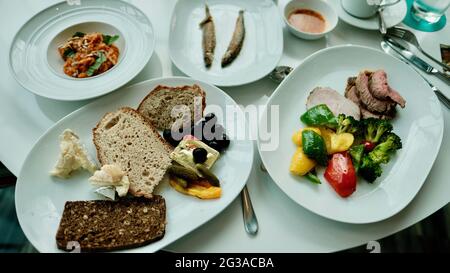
[336,114,361,135]
[349,144,364,172]
[368,132,402,164]
[359,156,383,183]
[102,34,119,45]
[196,164,220,187]
[362,118,393,144]
[300,104,337,129]
[63,47,75,58]
[305,170,321,184]
[168,165,200,181]
[301,130,328,166]
[72,32,85,38]
[86,52,106,77]
[356,132,402,183]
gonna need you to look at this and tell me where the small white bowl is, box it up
[284,0,338,40]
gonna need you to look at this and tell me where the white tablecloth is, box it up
[0,0,449,252]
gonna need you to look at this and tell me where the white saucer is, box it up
[330,0,407,30]
[9,0,155,101]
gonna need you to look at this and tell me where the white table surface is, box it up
[0,0,449,252]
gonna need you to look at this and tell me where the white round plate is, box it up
[169,0,283,87]
[258,45,443,224]
[9,0,155,101]
[15,77,254,252]
[330,0,407,30]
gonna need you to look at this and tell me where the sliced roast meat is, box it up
[345,77,394,120]
[344,77,358,104]
[355,71,396,114]
[369,70,406,108]
[306,87,361,120]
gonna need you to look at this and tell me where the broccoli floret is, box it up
[349,144,364,172]
[336,114,361,135]
[363,118,393,144]
[368,132,402,164]
[359,156,383,183]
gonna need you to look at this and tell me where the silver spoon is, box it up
[240,65,295,235]
[241,185,258,235]
[269,66,293,83]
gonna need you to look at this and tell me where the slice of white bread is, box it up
[93,107,172,198]
[137,84,206,130]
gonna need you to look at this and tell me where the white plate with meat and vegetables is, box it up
[9,0,154,101]
[258,45,443,224]
[15,77,253,252]
[169,0,283,87]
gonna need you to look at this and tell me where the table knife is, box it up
[384,37,450,85]
[381,40,450,109]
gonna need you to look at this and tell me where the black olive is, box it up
[193,148,208,163]
[204,113,217,123]
[202,119,217,141]
[178,126,190,138]
[202,139,211,146]
[208,140,222,152]
[212,124,224,135]
[217,133,230,149]
[163,128,171,139]
[163,128,179,146]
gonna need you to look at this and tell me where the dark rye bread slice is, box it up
[55,196,166,252]
[93,107,172,198]
[137,84,206,130]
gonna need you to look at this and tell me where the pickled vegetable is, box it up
[196,164,220,187]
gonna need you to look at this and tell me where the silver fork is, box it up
[387,27,450,71]
[381,40,450,108]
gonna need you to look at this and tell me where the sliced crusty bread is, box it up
[55,196,166,252]
[93,107,172,198]
[137,84,206,130]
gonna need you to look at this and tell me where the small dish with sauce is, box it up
[284,0,338,40]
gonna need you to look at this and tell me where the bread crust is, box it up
[55,197,166,252]
[92,107,172,198]
[137,84,207,129]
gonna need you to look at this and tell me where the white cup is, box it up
[341,0,379,18]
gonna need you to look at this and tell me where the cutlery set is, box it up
[381,41,450,108]
[381,26,450,109]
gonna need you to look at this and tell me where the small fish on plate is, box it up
[199,5,216,68]
[221,10,245,67]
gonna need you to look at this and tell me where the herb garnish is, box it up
[102,34,119,45]
[86,52,106,76]
[72,32,86,38]
[63,47,75,58]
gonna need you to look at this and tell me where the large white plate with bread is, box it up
[15,77,253,252]
[258,45,443,224]
[169,0,283,86]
